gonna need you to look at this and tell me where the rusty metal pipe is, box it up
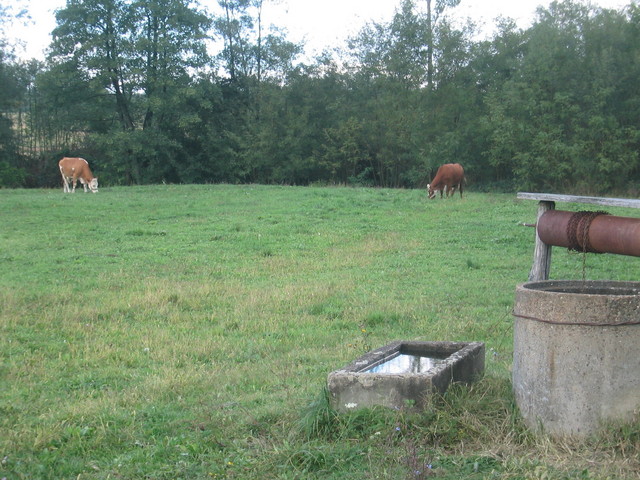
[537,210,640,257]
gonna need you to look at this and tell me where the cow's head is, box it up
[88,178,99,193]
[426,184,436,199]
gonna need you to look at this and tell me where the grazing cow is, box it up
[427,163,464,199]
[59,157,98,193]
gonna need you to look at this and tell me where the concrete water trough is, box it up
[328,341,485,412]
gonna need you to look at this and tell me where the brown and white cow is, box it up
[427,163,464,199]
[59,157,98,193]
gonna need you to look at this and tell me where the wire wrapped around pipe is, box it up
[565,211,609,253]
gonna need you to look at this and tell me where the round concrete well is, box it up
[513,280,640,438]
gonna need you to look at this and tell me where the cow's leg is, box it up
[71,175,78,193]
[60,168,70,193]
[459,181,463,198]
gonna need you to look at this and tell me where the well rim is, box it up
[518,279,640,297]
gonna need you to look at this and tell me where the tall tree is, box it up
[425,0,461,89]
[50,0,209,132]
[51,0,135,130]
[214,0,300,81]
[132,0,210,129]
[48,0,212,183]
[0,49,26,186]
[216,0,251,80]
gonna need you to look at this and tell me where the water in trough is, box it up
[364,353,448,374]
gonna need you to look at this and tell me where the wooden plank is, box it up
[529,201,554,281]
[517,192,640,209]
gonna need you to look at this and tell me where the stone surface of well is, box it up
[327,341,484,412]
[513,280,640,438]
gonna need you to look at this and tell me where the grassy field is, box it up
[1,185,639,479]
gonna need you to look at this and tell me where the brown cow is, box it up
[59,157,98,193]
[427,163,464,199]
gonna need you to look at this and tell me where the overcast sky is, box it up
[4,0,633,61]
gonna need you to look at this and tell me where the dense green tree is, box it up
[51,0,136,131]
[474,20,527,187]
[3,0,640,193]
[0,51,26,187]
[0,9,29,187]
[341,0,431,186]
[240,63,343,184]
[131,0,210,130]
[215,0,300,81]
[342,0,479,187]
[48,0,211,183]
[482,0,640,192]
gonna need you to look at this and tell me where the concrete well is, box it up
[513,280,640,438]
[327,341,484,412]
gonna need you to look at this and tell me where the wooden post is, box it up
[529,201,555,281]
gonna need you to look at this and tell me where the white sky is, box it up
[4,0,633,61]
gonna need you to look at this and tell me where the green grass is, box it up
[1,185,639,479]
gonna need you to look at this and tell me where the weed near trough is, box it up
[1,185,639,479]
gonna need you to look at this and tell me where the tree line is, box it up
[1,0,639,194]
